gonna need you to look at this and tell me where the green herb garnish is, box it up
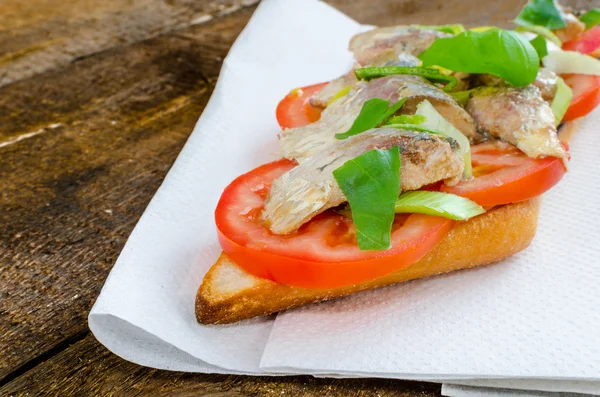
[448,90,473,106]
[419,28,539,87]
[415,100,472,178]
[385,124,447,136]
[416,24,465,35]
[335,97,407,140]
[515,0,566,30]
[580,9,600,30]
[354,66,458,92]
[530,34,549,58]
[386,115,426,125]
[394,191,485,220]
[333,147,401,251]
[551,76,573,125]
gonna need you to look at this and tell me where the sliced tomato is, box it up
[562,73,600,121]
[562,26,600,57]
[215,159,453,289]
[276,82,326,129]
[441,142,567,207]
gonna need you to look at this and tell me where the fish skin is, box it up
[349,26,450,65]
[310,51,421,108]
[476,68,558,102]
[264,128,463,235]
[280,75,476,163]
[467,85,567,160]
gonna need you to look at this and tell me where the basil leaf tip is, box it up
[418,28,539,87]
[335,97,407,140]
[333,147,401,251]
[530,34,549,58]
[515,0,566,30]
[580,9,600,30]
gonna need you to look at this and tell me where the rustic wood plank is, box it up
[0,6,255,381]
[0,0,258,87]
[327,0,599,27]
[0,335,441,397]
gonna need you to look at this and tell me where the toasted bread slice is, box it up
[196,198,540,324]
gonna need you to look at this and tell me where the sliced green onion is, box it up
[469,26,497,32]
[448,90,473,107]
[516,25,562,47]
[415,100,472,179]
[551,76,573,126]
[543,50,600,76]
[354,66,458,92]
[386,115,426,125]
[386,123,450,137]
[394,191,485,220]
[416,24,465,35]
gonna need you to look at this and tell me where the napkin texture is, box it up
[89,0,362,373]
[442,384,598,397]
[89,0,600,393]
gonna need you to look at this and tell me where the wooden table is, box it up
[1,0,596,395]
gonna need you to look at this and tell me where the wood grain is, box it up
[1,0,598,395]
[0,0,259,87]
[0,5,254,382]
[0,335,440,397]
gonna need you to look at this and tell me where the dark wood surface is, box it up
[1,0,597,395]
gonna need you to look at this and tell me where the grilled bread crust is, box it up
[196,198,540,324]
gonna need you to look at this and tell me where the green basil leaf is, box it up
[333,147,401,251]
[418,28,539,87]
[335,97,407,140]
[580,9,600,30]
[530,34,549,58]
[515,0,566,30]
[386,114,426,125]
[355,66,457,91]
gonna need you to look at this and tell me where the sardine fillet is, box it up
[264,128,463,235]
[280,75,476,163]
[467,85,567,160]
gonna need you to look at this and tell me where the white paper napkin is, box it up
[89,0,363,374]
[442,384,597,397]
[89,0,600,394]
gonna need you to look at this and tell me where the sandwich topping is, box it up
[466,85,567,160]
[264,129,463,235]
[214,0,600,289]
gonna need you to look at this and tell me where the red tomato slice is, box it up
[276,83,326,129]
[562,26,600,57]
[442,142,567,207]
[562,73,600,121]
[215,159,453,289]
